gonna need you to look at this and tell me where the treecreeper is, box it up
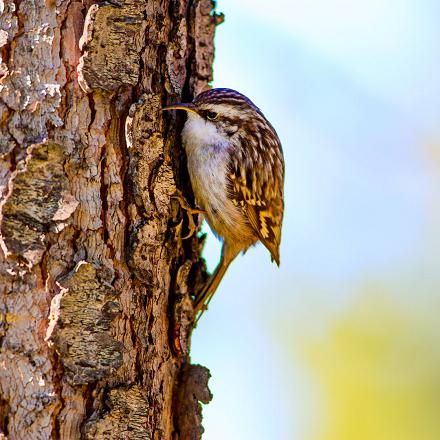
[163,88,285,319]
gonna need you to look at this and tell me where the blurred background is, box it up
[191,1,440,439]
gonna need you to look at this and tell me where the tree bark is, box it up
[0,1,223,439]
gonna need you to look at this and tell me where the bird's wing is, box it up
[227,135,284,265]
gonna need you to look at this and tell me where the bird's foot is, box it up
[172,192,205,240]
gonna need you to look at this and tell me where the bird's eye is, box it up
[206,111,219,121]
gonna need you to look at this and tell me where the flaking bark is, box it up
[0,1,224,439]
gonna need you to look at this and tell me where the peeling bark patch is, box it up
[46,262,123,385]
[0,338,60,439]
[83,385,149,440]
[0,141,77,266]
[78,2,145,93]
[174,364,212,440]
[125,94,177,278]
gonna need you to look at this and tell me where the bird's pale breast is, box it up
[182,117,255,246]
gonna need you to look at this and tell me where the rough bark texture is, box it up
[0,1,223,439]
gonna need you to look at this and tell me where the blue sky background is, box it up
[191,2,440,439]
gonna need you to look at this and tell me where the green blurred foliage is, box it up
[288,290,440,440]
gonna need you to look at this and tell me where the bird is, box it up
[163,88,284,317]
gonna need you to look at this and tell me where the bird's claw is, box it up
[172,193,205,240]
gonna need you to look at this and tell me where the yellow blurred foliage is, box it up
[294,291,440,440]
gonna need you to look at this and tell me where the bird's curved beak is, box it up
[161,103,198,115]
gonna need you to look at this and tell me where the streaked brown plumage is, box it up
[163,88,284,317]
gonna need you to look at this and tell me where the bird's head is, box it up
[162,88,265,144]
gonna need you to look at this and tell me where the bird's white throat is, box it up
[181,113,228,154]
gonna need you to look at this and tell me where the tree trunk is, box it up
[0,1,223,439]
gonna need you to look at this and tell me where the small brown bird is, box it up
[164,88,284,316]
